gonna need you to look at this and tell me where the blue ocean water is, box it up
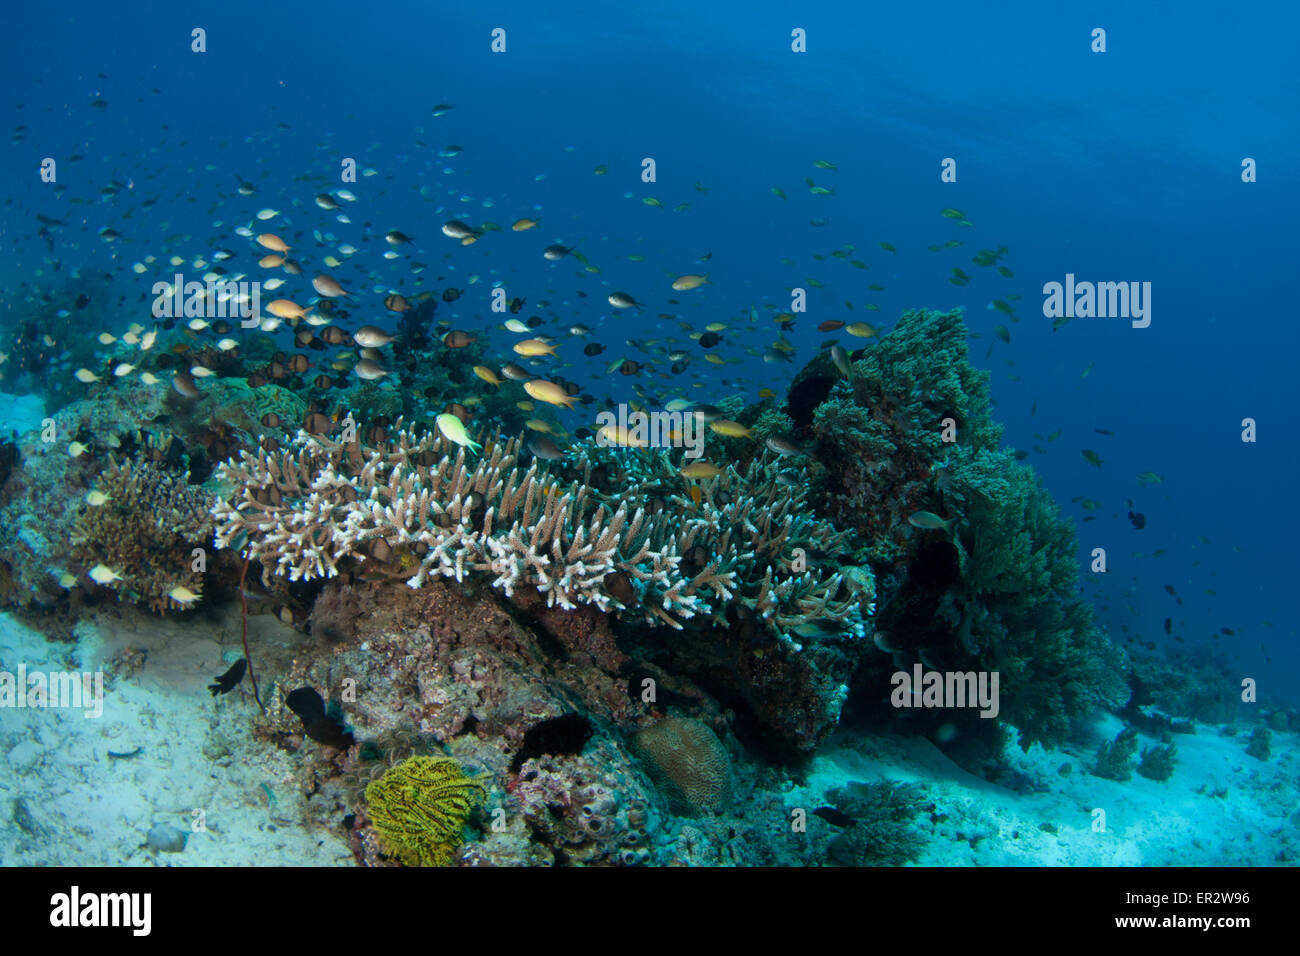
[1,0,1296,868]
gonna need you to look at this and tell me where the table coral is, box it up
[211,421,871,642]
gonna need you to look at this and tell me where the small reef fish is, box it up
[88,564,122,584]
[437,413,482,453]
[208,659,247,696]
[908,512,956,534]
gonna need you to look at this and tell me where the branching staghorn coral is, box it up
[71,453,214,612]
[211,421,872,639]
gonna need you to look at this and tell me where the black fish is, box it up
[812,806,856,828]
[1163,618,1172,635]
[285,687,355,749]
[583,343,605,356]
[698,332,721,348]
[208,658,247,696]
[1128,510,1145,530]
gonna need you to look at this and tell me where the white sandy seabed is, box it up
[0,605,1295,867]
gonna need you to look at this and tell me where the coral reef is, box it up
[212,422,871,641]
[511,738,662,865]
[69,454,214,612]
[824,780,929,866]
[809,308,1000,569]
[1136,742,1177,781]
[1091,727,1138,781]
[1245,726,1271,761]
[937,447,1129,748]
[630,717,732,815]
[364,755,487,866]
[1127,647,1243,725]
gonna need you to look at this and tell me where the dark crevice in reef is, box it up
[510,713,594,773]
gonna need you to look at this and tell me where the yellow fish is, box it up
[597,424,648,447]
[511,218,539,231]
[846,322,877,338]
[88,564,122,585]
[168,585,200,606]
[671,274,710,291]
[680,461,723,479]
[472,366,502,387]
[524,419,552,434]
[256,233,290,253]
[436,413,482,453]
[709,420,754,439]
[266,299,310,320]
[513,338,557,357]
[524,379,577,409]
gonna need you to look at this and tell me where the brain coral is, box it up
[631,718,731,815]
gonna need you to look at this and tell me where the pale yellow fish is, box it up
[524,419,552,434]
[122,331,140,345]
[75,368,100,383]
[88,564,122,584]
[140,372,161,386]
[188,318,210,331]
[846,322,877,338]
[436,413,482,452]
[85,490,111,506]
[473,366,502,387]
[680,461,723,479]
[514,338,557,357]
[97,332,116,345]
[504,319,530,333]
[217,338,238,351]
[113,363,135,377]
[512,218,539,231]
[190,366,216,377]
[672,273,710,291]
[597,424,649,447]
[266,299,310,320]
[140,329,158,351]
[705,322,727,332]
[168,585,200,606]
[709,420,754,439]
[523,379,576,409]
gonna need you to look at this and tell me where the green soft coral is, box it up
[810,308,1001,567]
[944,447,1129,748]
